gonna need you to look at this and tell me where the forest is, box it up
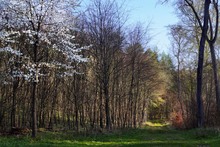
[1,0,220,146]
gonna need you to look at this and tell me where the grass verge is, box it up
[0,122,220,146]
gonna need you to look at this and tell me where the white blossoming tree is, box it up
[0,0,87,137]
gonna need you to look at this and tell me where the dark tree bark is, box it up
[11,79,19,128]
[184,0,220,118]
[209,42,220,110]
[30,18,40,136]
[31,81,37,137]
[207,0,220,111]
[196,0,210,128]
[99,85,104,129]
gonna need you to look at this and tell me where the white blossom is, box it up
[0,0,89,84]
[0,46,22,56]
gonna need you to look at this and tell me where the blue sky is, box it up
[126,0,178,53]
[81,0,178,53]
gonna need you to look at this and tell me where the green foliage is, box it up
[1,123,220,146]
[194,128,220,139]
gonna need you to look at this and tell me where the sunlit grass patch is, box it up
[144,121,169,127]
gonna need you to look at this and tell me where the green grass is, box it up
[1,123,220,147]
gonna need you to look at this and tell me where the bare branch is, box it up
[184,0,203,29]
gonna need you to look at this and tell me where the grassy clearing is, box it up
[1,123,220,147]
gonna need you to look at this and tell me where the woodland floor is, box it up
[0,122,220,147]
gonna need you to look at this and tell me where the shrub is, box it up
[170,111,184,129]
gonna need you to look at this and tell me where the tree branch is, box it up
[212,0,219,43]
[184,0,203,29]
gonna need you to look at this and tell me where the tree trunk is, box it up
[209,42,220,111]
[104,85,111,130]
[31,81,37,137]
[99,86,103,129]
[196,0,210,128]
[11,79,19,128]
[31,31,39,137]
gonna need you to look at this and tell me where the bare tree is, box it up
[82,0,125,130]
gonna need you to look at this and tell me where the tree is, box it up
[162,0,218,127]
[82,0,125,130]
[182,0,219,127]
[0,0,87,137]
[169,24,189,127]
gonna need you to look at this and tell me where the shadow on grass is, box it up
[1,124,220,147]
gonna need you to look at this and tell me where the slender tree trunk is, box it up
[196,0,210,128]
[11,80,19,128]
[92,95,97,128]
[31,31,39,137]
[31,81,37,137]
[48,86,57,130]
[74,95,79,132]
[104,85,111,130]
[209,42,220,111]
[99,86,103,129]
